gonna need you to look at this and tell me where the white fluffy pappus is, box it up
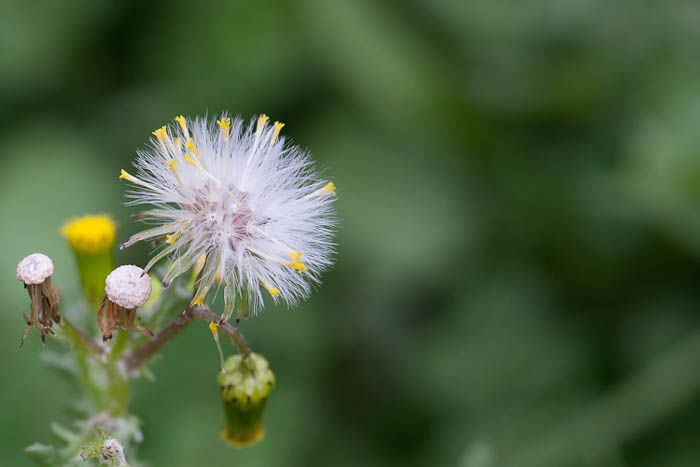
[119,113,336,320]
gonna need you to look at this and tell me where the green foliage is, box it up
[3,0,700,466]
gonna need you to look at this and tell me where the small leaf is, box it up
[25,442,56,465]
[50,422,79,444]
[79,431,111,461]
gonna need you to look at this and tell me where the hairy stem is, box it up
[61,316,104,356]
[122,305,252,374]
[190,306,251,357]
[106,330,130,415]
[122,307,194,373]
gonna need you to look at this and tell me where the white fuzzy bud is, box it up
[99,438,127,465]
[17,253,54,285]
[105,265,152,309]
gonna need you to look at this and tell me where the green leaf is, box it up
[24,443,56,465]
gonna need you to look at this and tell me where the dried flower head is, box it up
[17,253,60,343]
[98,438,127,465]
[97,265,153,341]
[120,114,336,321]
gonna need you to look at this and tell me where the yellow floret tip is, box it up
[257,114,269,130]
[119,169,136,182]
[217,118,231,137]
[185,138,200,157]
[175,115,187,132]
[310,181,336,197]
[289,250,303,262]
[61,215,117,254]
[165,231,182,244]
[266,285,280,297]
[209,321,219,338]
[285,260,308,272]
[272,121,285,141]
[184,153,200,168]
[167,159,178,173]
[152,126,168,141]
[192,295,206,306]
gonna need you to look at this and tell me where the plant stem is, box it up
[106,330,130,415]
[122,305,252,374]
[61,316,104,356]
[122,307,194,374]
[190,306,251,357]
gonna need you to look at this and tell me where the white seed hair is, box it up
[105,265,152,309]
[17,253,54,285]
[121,113,336,318]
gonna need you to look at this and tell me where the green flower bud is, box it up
[218,353,275,447]
[61,215,116,306]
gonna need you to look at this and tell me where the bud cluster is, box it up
[218,353,275,447]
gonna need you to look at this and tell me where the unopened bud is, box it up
[97,265,153,341]
[17,253,60,343]
[218,353,275,447]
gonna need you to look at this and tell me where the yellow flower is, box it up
[61,215,117,254]
[61,214,117,305]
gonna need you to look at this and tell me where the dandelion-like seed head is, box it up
[121,113,336,320]
[17,253,54,285]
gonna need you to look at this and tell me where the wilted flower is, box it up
[120,114,336,321]
[17,253,60,343]
[98,438,127,465]
[97,265,152,341]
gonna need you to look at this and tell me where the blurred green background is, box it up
[3,0,700,466]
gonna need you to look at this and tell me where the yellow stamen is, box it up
[185,138,200,157]
[165,230,182,244]
[311,181,336,197]
[285,260,308,272]
[209,321,225,371]
[175,115,187,133]
[120,169,165,194]
[288,250,303,262]
[272,121,285,142]
[152,125,168,143]
[192,295,206,306]
[167,159,178,173]
[184,153,200,168]
[119,169,137,183]
[192,280,212,307]
[174,137,182,148]
[257,114,269,132]
[266,285,280,297]
[208,321,219,338]
[217,118,231,139]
